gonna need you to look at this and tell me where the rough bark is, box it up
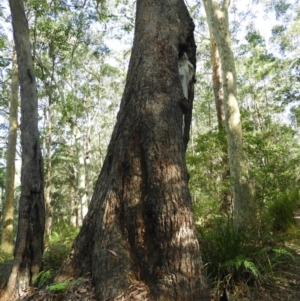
[4,0,45,299]
[1,51,18,254]
[203,0,255,229]
[57,1,209,300]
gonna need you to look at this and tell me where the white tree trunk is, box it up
[203,0,255,230]
[73,124,88,225]
[43,103,52,249]
[85,112,97,205]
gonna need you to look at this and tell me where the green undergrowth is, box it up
[0,252,13,264]
[197,216,296,295]
[46,277,83,292]
[35,226,79,288]
[267,192,298,233]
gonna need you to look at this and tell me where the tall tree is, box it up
[207,32,224,133]
[1,50,18,254]
[57,0,209,300]
[203,0,255,230]
[43,96,52,249]
[202,4,232,213]
[3,0,45,299]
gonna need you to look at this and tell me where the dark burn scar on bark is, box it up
[178,98,190,114]
[122,160,130,172]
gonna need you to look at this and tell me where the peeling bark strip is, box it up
[57,1,209,300]
[4,0,45,300]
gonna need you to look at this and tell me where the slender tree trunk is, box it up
[210,35,224,132]
[57,1,209,300]
[69,164,79,227]
[85,114,96,204]
[1,50,18,254]
[252,94,263,130]
[4,0,45,299]
[69,38,88,224]
[44,53,56,248]
[44,104,52,249]
[72,124,88,226]
[85,135,93,205]
[203,0,255,230]
[203,2,232,213]
[77,140,88,223]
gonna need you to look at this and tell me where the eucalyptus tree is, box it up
[201,2,233,213]
[57,0,209,300]
[235,3,300,219]
[203,0,255,230]
[1,50,18,254]
[270,1,300,126]
[4,0,44,299]
[19,0,73,243]
[0,6,17,251]
[30,0,112,229]
[185,0,299,227]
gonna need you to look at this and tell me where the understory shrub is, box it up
[43,243,70,271]
[267,193,297,232]
[35,226,79,288]
[197,217,289,290]
[198,219,260,286]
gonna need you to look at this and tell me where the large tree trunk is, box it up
[203,0,255,229]
[4,0,45,299]
[57,1,209,300]
[1,50,18,254]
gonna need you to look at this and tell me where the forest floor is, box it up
[233,238,300,301]
[0,233,300,301]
